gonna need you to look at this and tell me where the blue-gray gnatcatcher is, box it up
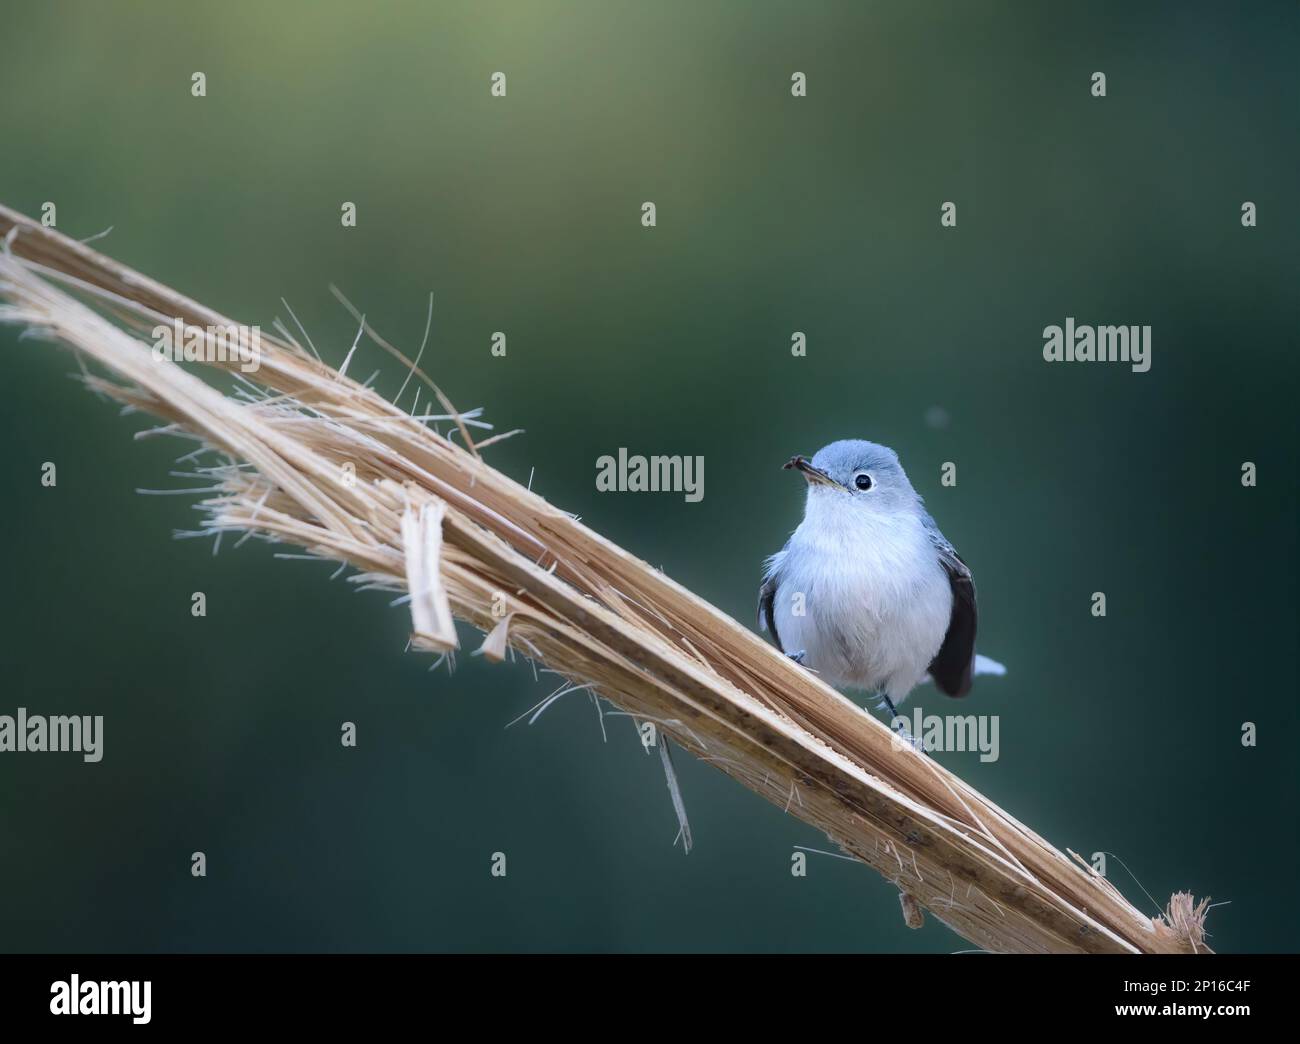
[759,439,1003,721]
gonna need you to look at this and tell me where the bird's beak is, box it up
[784,455,841,489]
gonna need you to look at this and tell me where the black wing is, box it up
[757,571,783,653]
[923,515,977,698]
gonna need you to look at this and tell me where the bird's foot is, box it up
[891,722,926,754]
[877,695,925,753]
[787,649,807,665]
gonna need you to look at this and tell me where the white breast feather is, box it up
[771,498,952,701]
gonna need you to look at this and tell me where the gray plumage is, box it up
[759,439,985,708]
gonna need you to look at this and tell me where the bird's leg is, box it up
[876,693,924,752]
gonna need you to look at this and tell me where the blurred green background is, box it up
[1,0,1296,953]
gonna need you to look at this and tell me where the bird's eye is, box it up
[853,472,873,491]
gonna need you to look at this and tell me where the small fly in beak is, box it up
[784,455,842,489]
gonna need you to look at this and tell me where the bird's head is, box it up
[784,440,920,520]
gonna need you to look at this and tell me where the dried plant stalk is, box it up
[0,204,1210,953]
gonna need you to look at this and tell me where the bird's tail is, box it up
[918,653,1006,690]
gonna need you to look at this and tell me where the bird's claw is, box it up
[890,721,926,754]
